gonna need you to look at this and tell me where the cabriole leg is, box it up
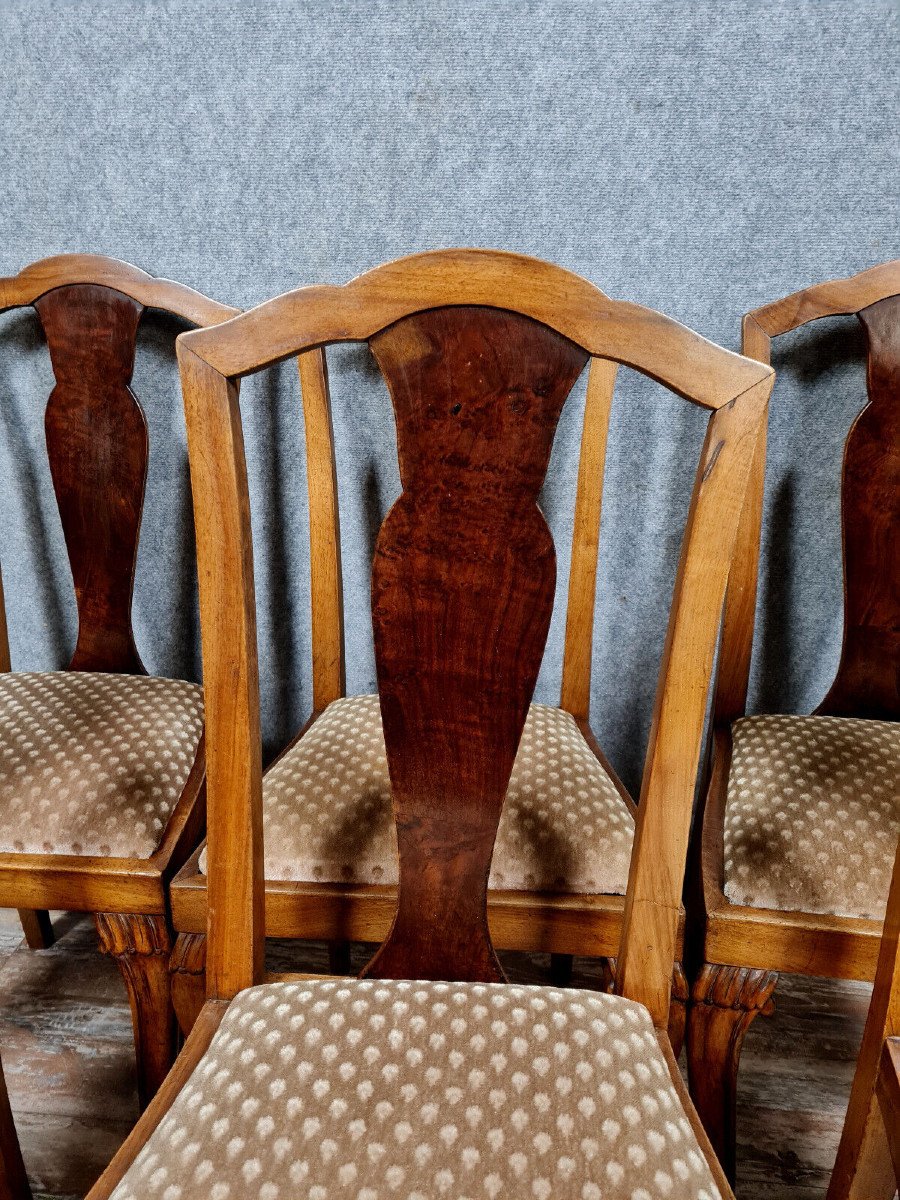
[687,962,778,1182]
[95,912,176,1110]
[169,932,208,1038]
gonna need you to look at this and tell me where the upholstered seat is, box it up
[723,714,900,920]
[198,695,635,895]
[0,671,204,859]
[109,979,721,1200]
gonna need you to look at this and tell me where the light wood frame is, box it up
[0,254,237,1108]
[686,259,900,1182]
[88,248,772,1197]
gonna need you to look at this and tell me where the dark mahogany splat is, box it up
[364,306,588,982]
[35,284,148,674]
[818,293,900,719]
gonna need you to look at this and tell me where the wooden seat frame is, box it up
[686,260,900,1182]
[0,255,237,1109]
[87,248,772,1197]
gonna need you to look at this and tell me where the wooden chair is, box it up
[0,255,237,1108]
[86,248,772,1198]
[165,247,755,1049]
[686,260,900,1181]
[828,837,900,1200]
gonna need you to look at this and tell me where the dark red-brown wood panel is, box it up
[364,306,588,982]
[818,293,900,719]
[35,284,148,675]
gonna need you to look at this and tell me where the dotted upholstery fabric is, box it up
[0,671,204,859]
[199,695,635,895]
[723,714,900,919]
[110,979,722,1200]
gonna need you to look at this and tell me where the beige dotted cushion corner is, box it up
[723,714,900,920]
[0,671,204,859]
[110,979,721,1200]
[200,695,634,895]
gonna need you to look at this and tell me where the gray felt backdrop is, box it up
[0,0,897,791]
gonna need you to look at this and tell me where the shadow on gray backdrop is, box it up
[753,317,867,715]
[0,307,70,665]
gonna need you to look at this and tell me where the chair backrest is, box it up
[715,259,900,726]
[177,248,773,1029]
[0,254,238,674]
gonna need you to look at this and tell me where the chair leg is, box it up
[686,962,778,1182]
[668,962,688,1060]
[328,941,352,976]
[94,913,176,1111]
[170,932,207,1038]
[16,910,53,950]
[0,1048,30,1200]
[549,953,574,986]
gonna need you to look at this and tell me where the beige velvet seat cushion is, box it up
[723,713,900,920]
[199,694,635,895]
[0,671,204,859]
[110,979,721,1200]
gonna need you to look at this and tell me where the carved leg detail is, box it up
[170,933,208,1038]
[687,963,778,1183]
[17,909,53,950]
[95,913,176,1111]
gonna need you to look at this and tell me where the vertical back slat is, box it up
[35,284,148,675]
[560,357,617,719]
[616,378,771,1026]
[179,342,264,1001]
[713,315,771,724]
[363,306,589,982]
[298,348,345,711]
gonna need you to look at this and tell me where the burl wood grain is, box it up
[35,284,148,675]
[363,306,588,982]
[818,293,900,719]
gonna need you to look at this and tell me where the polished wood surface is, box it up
[184,248,765,408]
[0,254,238,329]
[818,294,900,719]
[0,255,237,1109]
[178,346,263,1002]
[364,306,588,982]
[36,285,148,675]
[560,357,617,719]
[689,260,900,1179]
[298,348,344,711]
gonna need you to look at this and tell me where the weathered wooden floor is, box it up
[0,911,876,1199]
